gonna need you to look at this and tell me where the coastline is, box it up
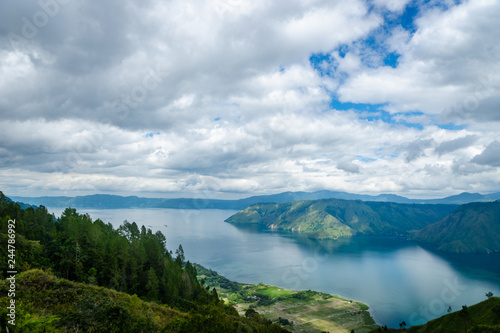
[196,264,379,333]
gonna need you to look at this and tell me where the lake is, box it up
[48,207,500,328]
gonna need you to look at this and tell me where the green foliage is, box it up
[195,263,377,333]
[146,267,160,301]
[0,269,184,332]
[414,201,500,253]
[356,302,370,311]
[163,304,288,333]
[254,293,276,306]
[226,199,457,240]
[291,289,317,300]
[278,317,293,326]
[0,194,215,308]
[0,192,289,332]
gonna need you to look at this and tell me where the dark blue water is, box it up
[48,207,500,328]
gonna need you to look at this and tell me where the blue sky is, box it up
[0,0,499,199]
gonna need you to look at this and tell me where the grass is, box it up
[256,285,296,299]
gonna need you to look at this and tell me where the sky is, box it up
[0,0,499,199]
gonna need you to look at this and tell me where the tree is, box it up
[460,305,471,333]
[486,291,494,299]
[146,267,159,302]
[245,308,257,318]
[399,321,407,330]
[88,267,98,285]
[448,305,452,313]
[175,244,185,267]
[211,287,219,303]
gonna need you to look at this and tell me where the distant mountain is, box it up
[10,190,500,210]
[225,199,458,239]
[413,201,500,254]
[423,192,494,205]
[0,191,37,210]
[488,192,500,200]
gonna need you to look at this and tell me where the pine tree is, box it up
[146,267,159,301]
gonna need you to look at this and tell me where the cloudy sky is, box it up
[1,0,499,199]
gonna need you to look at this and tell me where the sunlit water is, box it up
[48,207,500,328]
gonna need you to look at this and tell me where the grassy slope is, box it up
[226,199,457,240]
[0,269,185,332]
[0,269,289,333]
[196,265,379,333]
[370,297,500,333]
[414,201,500,253]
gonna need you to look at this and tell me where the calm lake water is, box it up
[48,207,500,328]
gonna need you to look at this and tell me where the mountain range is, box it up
[8,190,500,253]
[226,198,500,253]
[414,201,500,254]
[225,199,458,239]
[10,190,500,210]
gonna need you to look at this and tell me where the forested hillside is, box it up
[225,199,457,239]
[414,201,500,253]
[0,191,288,332]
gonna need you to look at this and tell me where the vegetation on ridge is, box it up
[0,191,288,332]
[225,199,457,239]
[413,201,500,253]
[369,297,500,333]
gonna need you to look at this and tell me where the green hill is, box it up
[371,297,500,333]
[0,269,290,332]
[0,269,184,332]
[413,201,500,253]
[225,199,457,239]
[0,191,288,332]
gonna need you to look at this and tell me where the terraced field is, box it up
[196,265,379,333]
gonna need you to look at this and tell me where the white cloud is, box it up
[0,0,499,199]
[337,0,500,118]
[373,0,411,12]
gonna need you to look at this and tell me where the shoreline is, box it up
[195,264,379,333]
